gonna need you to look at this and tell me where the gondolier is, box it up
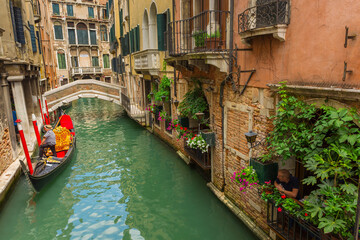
[39,124,57,159]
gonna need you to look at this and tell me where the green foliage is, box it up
[193,31,206,47]
[208,30,221,38]
[178,85,209,120]
[231,166,259,192]
[263,82,360,239]
[148,75,172,102]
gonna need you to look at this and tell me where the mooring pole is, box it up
[38,98,44,125]
[16,119,33,175]
[31,114,41,146]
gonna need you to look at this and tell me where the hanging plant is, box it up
[147,75,172,102]
[178,85,209,121]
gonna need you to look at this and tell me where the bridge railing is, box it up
[71,67,102,75]
[121,92,130,113]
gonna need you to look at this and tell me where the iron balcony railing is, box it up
[71,67,102,75]
[238,0,290,33]
[267,199,332,240]
[168,10,230,56]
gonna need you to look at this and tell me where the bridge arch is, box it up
[43,79,123,112]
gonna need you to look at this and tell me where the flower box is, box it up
[250,158,278,184]
[201,130,215,147]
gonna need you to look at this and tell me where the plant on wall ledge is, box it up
[178,84,209,121]
[147,75,172,103]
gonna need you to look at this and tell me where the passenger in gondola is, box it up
[38,125,57,159]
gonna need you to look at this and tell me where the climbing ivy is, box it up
[147,75,172,102]
[262,82,360,239]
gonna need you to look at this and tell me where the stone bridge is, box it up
[43,80,122,112]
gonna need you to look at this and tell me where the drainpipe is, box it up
[219,0,234,191]
[172,0,177,98]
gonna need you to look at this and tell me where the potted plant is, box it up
[205,30,221,49]
[231,166,259,192]
[186,134,209,153]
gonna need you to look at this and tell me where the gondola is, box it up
[20,113,76,192]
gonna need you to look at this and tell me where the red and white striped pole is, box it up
[32,114,41,147]
[45,100,50,122]
[15,119,34,175]
[38,98,44,125]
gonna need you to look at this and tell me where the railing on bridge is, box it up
[121,92,130,113]
[71,67,102,75]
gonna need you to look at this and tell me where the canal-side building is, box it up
[47,0,112,86]
[115,0,174,127]
[0,0,44,173]
[164,0,360,239]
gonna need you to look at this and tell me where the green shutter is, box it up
[129,29,133,53]
[53,3,60,15]
[92,57,99,66]
[157,14,167,51]
[88,7,94,18]
[58,53,66,69]
[67,5,73,16]
[68,29,75,44]
[103,54,109,68]
[90,30,97,45]
[120,9,123,37]
[54,25,63,40]
[136,25,140,51]
[77,29,88,44]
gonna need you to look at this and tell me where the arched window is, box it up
[142,10,149,49]
[100,25,108,41]
[149,2,157,49]
[57,50,66,69]
[54,22,63,40]
[77,23,88,44]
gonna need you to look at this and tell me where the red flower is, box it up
[184,127,187,131]
[191,137,195,140]
[281,195,286,199]
[194,134,197,137]
[180,127,183,130]
[305,213,308,217]
[277,207,282,212]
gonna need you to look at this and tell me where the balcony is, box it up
[168,10,230,56]
[238,0,290,44]
[71,67,102,75]
[267,199,332,240]
[133,49,160,75]
[184,139,211,170]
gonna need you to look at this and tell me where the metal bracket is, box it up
[342,61,352,81]
[344,26,356,48]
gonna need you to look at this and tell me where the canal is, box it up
[0,98,257,240]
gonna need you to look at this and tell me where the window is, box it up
[100,25,108,41]
[71,56,78,67]
[53,3,60,15]
[10,3,25,44]
[92,57,99,66]
[54,22,63,40]
[76,23,88,44]
[89,24,96,45]
[68,29,76,44]
[57,52,66,69]
[103,8,108,19]
[28,22,37,52]
[67,5,73,16]
[120,9,123,37]
[88,7,94,18]
[103,54,109,68]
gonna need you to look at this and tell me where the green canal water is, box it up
[0,98,257,240]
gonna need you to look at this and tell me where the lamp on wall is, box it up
[173,99,179,109]
[245,130,259,148]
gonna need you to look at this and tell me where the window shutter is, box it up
[129,29,133,53]
[103,54,109,68]
[9,0,17,43]
[92,57,99,67]
[88,7,94,18]
[13,7,25,44]
[120,9,123,37]
[54,25,63,40]
[68,29,76,44]
[157,13,167,51]
[90,30,97,45]
[28,23,37,52]
[67,5,73,16]
[58,53,66,69]
[77,29,88,44]
[53,3,60,15]
[136,25,140,51]
[36,31,41,54]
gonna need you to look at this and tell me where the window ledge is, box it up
[239,24,288,45]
